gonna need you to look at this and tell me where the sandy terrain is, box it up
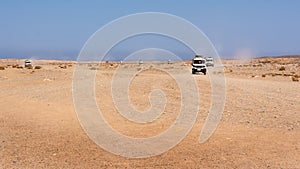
[1,57,300,168]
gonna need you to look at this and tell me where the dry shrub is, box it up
[34,66,42,69]
[17,66,23,69]
[279,66,285,71]
[12,64,19,68]
[259,60,271,64]
[26,65,33,69]
[262,74,266,77]
[89,67,97,70]
[0,66,5,70]
[109,63,118,68]
[293,74,299,78]
[59,65,67,69]
[292,76,299,82]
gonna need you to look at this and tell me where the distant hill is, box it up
[257,55,300,59]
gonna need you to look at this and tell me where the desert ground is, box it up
[1,56,300,168]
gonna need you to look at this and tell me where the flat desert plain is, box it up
[1,57,300,168]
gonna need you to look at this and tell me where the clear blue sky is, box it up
[1,0,300,60]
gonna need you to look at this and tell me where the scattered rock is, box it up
[43,78,52,82]
[279,66,285,71]
[283,73,293,77]
[274,73,283,76]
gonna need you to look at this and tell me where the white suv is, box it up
[192,55,207,75]
[206,57,214,67]
[24,60,32,67]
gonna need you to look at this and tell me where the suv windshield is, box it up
[193,60,204,64]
